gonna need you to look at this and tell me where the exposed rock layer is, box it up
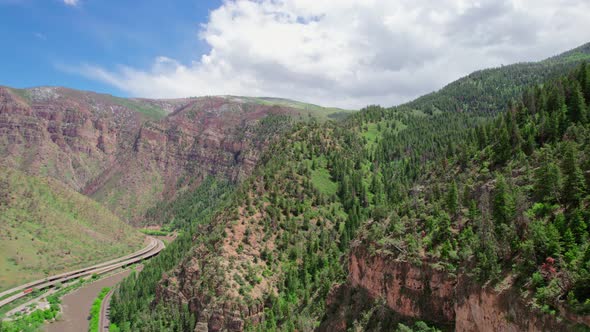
[330,244,585,332]
[0,86,305,222]
[349,246,456,323]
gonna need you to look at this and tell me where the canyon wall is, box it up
[0,87,301,222]
[348,246,456,323]
[337,244,585,332]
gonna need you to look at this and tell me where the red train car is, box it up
[23,288,33,294]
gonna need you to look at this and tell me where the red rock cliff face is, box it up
[134,98,286,183]
[0,87,301,222]
[0,86,146,191]
[83,97,296,221]
[349,245,456,323]
[344,244,584,332]
[454,276,581,332]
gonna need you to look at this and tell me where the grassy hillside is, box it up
[109,96,169,120]
[227,96,354,120]
[0,167,144,291]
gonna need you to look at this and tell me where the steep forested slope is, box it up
[404,42,590,115]
[0,167,143,291]
[323,62,590,331]
[108,45,590,332]
[109,107,489,331]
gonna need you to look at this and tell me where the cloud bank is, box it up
[74,0,590,108]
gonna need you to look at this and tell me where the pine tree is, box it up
[370,171,385,206]
[446,180,459,217]
[494,124,512,164]
[557,102,569,137]
[562,228,576,253]
[533,153,561,203]
[569,209,589,243]
[506,110,524,150]
[477,125,488,149]
[561,143,586,206]
[567,81,588,123]
[523,131,535,156]
[578,62,590,104]
[492,174,515,228]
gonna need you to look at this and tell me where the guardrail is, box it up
[0,238,164,309]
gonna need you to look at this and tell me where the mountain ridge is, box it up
[403,41,590,115]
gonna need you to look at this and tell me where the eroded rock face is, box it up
[82,97,294,221]
[0,86,145,191]
[133,98,287,183]
[454,276,579,332]
[456,289,535,332]
[339,244,584,332]
[0,87,299,222]
[349,245,456,323]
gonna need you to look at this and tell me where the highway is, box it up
[0,237,164,311]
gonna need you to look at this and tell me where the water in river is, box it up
[44,269,134,332]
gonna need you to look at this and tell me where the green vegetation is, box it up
[138,228,170,236]
[109,46,590,331]
[243,96,354,120]
[356,63,590,317]
[143,177,233,230]
[0,291,44,319]
[90,167,165,222]
[88,287,111,332]
[310,161,338,196]
[0,167,143,291]
[395,321,442,332]
[7,88,30,103]
[404,42,590,115]
[138,229,168,236]
[0,295,60,332]
[107,177,232,331]
[361,122,381,142]
[110,97,168,120]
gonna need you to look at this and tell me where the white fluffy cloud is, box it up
[63,0,78,6]
[76,0,590,108]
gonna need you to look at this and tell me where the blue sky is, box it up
[0,0,220,96]
[0,0,589,108]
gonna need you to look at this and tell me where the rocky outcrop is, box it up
[454,275,580,332]
[349,245,456,323]
[456,289,538,332]
[155,254,266,332]
[332,244,586,332]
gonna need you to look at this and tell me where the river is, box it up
[44,268,136,332]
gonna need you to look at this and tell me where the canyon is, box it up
[0,86,343,223]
